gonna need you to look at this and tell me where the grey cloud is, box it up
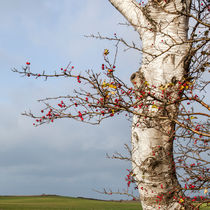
[0,0,140,200]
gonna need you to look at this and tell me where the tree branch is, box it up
[108,0,147,34]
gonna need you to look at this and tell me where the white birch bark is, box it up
[109,0,191,209]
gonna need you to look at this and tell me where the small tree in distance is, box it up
[13,0,209,209]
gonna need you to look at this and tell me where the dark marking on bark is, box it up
[130,70,145,91]
[171,54,175,65]
[163,54,175,65]
[150,0,171,10]
[171,76,177,84]
[141,157,162,175]
[133,132,139,143]
[130,73,136,81]
[130,72,139,88]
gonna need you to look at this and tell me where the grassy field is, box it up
[0,195,209,210]
[0,195,142,210]
[200,203,210,210]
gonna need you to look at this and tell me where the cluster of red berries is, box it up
[101,63,116,77]
[125,169,136,188]
[58,101,66,108]
[77,76,81,83]
[33,109,60,125]
[60,65,74,73]
[138,1,144,6]
[78,111,83,121]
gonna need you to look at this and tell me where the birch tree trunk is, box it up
[109,0,191,209]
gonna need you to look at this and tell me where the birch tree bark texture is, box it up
[109,0,191,209]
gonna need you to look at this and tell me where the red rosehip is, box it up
[102,64,105,70]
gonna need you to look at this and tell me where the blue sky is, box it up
[0,0,141,199]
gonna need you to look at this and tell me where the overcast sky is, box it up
[0,0,141,200]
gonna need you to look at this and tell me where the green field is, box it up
[0,195,142,210]
[0,196,209,210]
[200,204,210,210]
